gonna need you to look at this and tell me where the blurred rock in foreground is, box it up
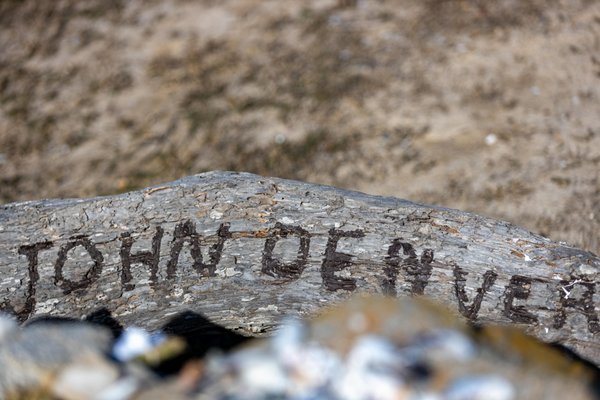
[196,296,600,400]
[0,295,599,399]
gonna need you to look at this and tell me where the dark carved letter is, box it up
[167,221,231,279]
[120,226,164,290]
[503,275,538,324]
[0,242,53,322]
[383,239,433,296]
[453,264,497,320]
[553,278,600,334]
[321,228,365,291]
[54,236,104,295]
[261,223,311,281]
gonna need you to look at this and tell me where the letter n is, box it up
[166,221,231,279]
[383,239,433,296]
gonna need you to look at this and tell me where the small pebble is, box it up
[112,327,166,362]
[485,133,498,146]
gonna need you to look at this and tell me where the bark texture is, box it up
[1,171,599,364]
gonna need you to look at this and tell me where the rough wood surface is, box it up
[1,171,599,364]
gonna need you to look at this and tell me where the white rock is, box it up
[51,355,120,400]
[445,375,515,400]
[112,327,165,362]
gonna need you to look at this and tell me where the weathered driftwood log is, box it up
[1,171,599,364]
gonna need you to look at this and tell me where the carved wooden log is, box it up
[1,171,599,364]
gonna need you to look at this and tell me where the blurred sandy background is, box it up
[1,0,599,254]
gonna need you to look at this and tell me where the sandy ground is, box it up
[1,0,599,254]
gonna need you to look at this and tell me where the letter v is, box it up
[453,264,497,320]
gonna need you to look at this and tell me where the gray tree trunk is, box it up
[1,171,599,364]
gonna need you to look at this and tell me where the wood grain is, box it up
[1,171,599,364]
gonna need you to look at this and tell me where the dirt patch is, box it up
[1,0,599,254]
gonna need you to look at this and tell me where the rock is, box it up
[1,296,599,399]
[112,327,168,363]
[51,354,127,400]
[194,295,600,399]
[0,314,120,399]
[444,375,515,400]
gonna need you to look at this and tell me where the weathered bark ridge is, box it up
[1,172,599,364]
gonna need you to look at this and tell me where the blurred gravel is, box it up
[0,296,598,399]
